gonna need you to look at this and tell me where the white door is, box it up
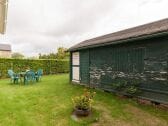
[72,52,80,82]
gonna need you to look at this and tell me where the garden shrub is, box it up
[111,78,141,95]
[0,58,69,78]
[72,89,96,110]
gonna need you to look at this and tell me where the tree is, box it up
[38,47,69,59]
[56,47,68,59]
[12,52,24,59]
[27,56,38,59]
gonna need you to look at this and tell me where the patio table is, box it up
[18,72,26,84]
[18,70,39,84]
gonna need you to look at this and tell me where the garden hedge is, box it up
[0,58,69,78]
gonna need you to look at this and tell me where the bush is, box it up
[111,80,127,91]
[72,89,96,110]
[111,79,140,95]
[126,86,138,94]
[0,58,69,78]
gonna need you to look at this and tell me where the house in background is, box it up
[0,44,11,58]
[69,18,168,104]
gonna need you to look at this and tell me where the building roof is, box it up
[0,44,11,51]
[69,18,168,51]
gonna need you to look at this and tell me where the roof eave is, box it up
[69,31,168,52]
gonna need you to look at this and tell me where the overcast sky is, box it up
[0,0,168,57]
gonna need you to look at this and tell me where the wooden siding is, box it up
[80,50,90,85]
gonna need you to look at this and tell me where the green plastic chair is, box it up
[7,70,20,84]
[24,70,36,84]
[35,69,43,82]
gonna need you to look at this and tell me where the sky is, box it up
[0,0,168,57]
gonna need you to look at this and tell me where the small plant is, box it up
[125,79,141,95]
[111,79,141,95]
[111,82,123,90]
[72,89,96,110]
[126,86,138,94]
[111,80,127,91]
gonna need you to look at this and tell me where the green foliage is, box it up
[125,79,141,95]
[111,80,127,91]
[11,52,24,59]
[0,58,69,78]
[111,79,140,95]
[56,47,69,59]
[39,47,69,59]
[126,86,138,94]
[72,89,96,110]
[39,53,57,59]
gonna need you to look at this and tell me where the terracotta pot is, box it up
[74,108,90,116]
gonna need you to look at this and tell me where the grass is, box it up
[0,74,167,126]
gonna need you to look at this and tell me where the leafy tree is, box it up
[39,47,69,59]
[27,56,38,59]
[56,47,69,59]
[12,52,24,59]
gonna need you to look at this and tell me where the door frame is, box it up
[72,52,80,82]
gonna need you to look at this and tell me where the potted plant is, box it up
[72,89,96,117]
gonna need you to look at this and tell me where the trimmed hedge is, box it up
[0,58,69,78]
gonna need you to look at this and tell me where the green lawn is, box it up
[0,74,167,126]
